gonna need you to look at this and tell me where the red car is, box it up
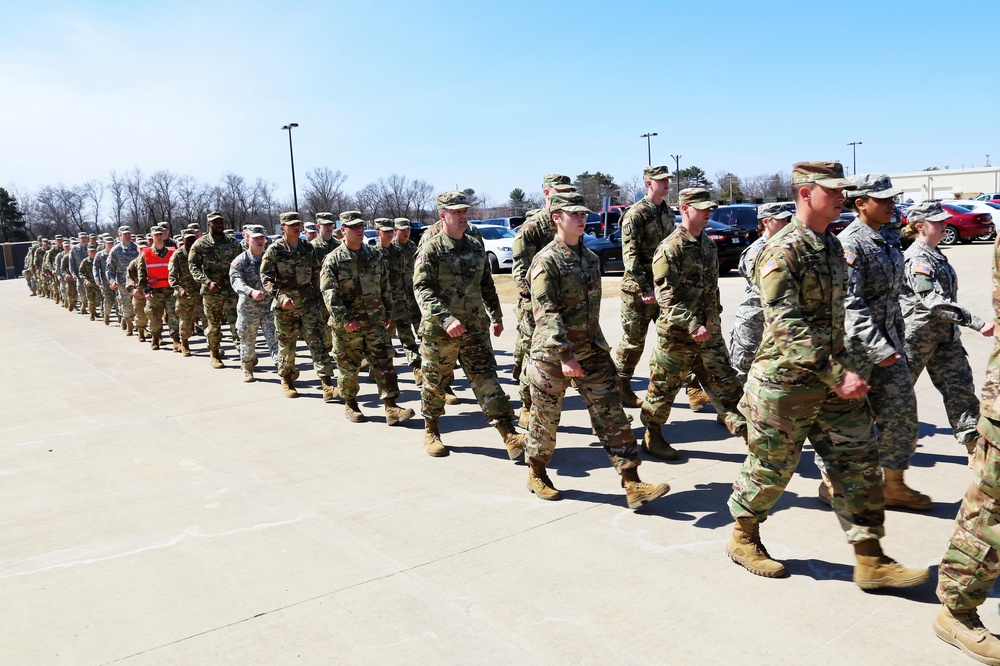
[902,204,994,245]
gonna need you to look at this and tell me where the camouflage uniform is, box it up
[643,223,746,434]
[33,243,50,298]
[902,239,985,448]
[137,244,179,343]
[513,206,557,409]
[59,251,78,309]
[23,244,37,295]
[126,255,148,333]
[615,193,675,378]
[835,218,917,472]
[728,216,885,544]
[188,231,240,353]
[107,239,139,324]
[69,241,89,312]
[526,236,639,471]
[374,233,416,364]
[78,253,100,315]
[321,242,401,401]
[391,221,421,369]
[229,248,279,365]
[94,243,116,320]
[311,222,341,356]
[260,236,334,378]
[414,228,513,423]
[168,241,199,347]
[730,235,768,384]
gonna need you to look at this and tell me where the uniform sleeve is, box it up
[69,251,80,277]
[320,256,347,327]
[413,245,458,331]
[378,255,393,317]
[259,246,282,303]
[705,241,722,333]
[905,258,985,331]
[187,242,210,286]
[843,244,897,363]
[480,257,502,325]
[137,254,151,292]
[229,255,251,297]
[621,207,650,292]
[653,243,700,334]
[758,247,848,390]
[530,256,573,363]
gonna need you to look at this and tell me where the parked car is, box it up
[364,229,378,247]
[477,224,515,273]
[475,216,525,230]
[944,200,999,241]
[584,210,622,237]
[583,231,624,275]
[975,193,1000,203]
[709,204,760,241]
[900,204,994,245]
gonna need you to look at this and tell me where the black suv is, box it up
[710,204,760,242]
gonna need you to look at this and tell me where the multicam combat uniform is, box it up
[69,241,89,312]
[902,239,985,449]
[188,232,240,356]
[229,248,279,366]
[374,236,418,368]
[94,243,116,322]
[23,244,37,295]
[59,251,78,310]
[107,240,139,326]
[729,234,769,384]
[168,241,199,351]
[138,245,179,346]
[512,207,556,411]
[311,230,341,356]
[126,255,149,335]
[728,216,885,544]
[526,236,638,471]
[78,253,100,317]
[643,225,746,435]
[392,224,422,370]
[321,242,401,401]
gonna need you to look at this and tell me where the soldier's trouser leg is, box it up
[394,310,421,369]
[526,352,639,472]
[614,290,659,379]
[866,355,919,471]
[273,311,301,377]
[66,280,78,309]
[362,323,401,400]
[300,305,334,377]
[458,329,514,424]
[236,307,265,364]
[146,290,167,338]
[101,286,115,318]
[335,327,364,401]
[175,295,195,342]
[85,286,99,315]
[420,336,461,420]
[692,334,747,433]
[116,286,134,323]
[938,423,1000,611]
[910,336,981,447]
[164,291,178,338]
[132,293,147,328]
[224,292,238,341]
[202,293,228,350]
[518,302,536,409]
[729,377,885,543]
[643,335,695,427]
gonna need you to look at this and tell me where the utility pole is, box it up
[670,154,682,205]
[640,133,657,166]
[281,123,300,211]
[847,141,862,175]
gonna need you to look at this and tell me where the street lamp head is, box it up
[281,123,299,130]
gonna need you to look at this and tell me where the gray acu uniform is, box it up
[729,234,768,384]
[229,249,279,366]
[901,239,985,447]
[832,221,918,473]
[106,242,139,322]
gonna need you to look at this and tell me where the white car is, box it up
[475,224,515,274]
[944,200,1000,240]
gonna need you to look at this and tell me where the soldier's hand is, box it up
[178,289,188,298]
[110,281,118,290]
[281,297,295,310]
[491,322,503,337]
[144,291,153,299]
[132,288,141,297]
[691,326,710,343]
[208,281,220,293]
[834,371,869,400]
[562,359,584,378]
[446,320,467,337]
[345,320,360,332]
[641,290,656,305]
[876,353,900,367]
[981,322,995,337]
[251,289,265,301]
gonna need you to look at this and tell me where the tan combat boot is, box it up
[150,333,160,350]
[518,407,530,430]
[934,605,1000,665]
[181,339,192,357]
[444,385,460,405]
[686,384,712,412]
[281,374,298,398]
[290,367,300,381]
[412,366,423,387]
[619,376,642,409]
[726,518,786,578]
[345,399,367,423]
[172,336,181,352]
[495,420,525,460]
[103,312,110,326]
[210,347,224,369]
[423,417,448,457]
[526,464,561,501]
[620,467,670,510]
[89,311,95,321]
[320,375,339,403]
[818,471,834,508]
[138,327,147,343]
[883,468,932,511]
[242,362,255,383]
[640,412,680,461]
[852,539,929,590]
[126,319,134,336]
[384,399,415,426]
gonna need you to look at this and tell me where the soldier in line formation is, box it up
[23,163,1000,664]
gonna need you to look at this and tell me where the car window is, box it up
[987,203,1000,211]
[735,209,757,229]
[952,204,974,211]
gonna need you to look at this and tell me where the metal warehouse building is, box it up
[889,166,1000,203]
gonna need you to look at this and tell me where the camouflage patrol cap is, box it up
[224,229,235,236]
[849,173,902,199]
[151,225,167,234]
[542,173,571,188]
[246,224,267,238]
[553,183,577,192]
[88,244,97,250]
[104,235,115,243]
[206,211,224,222]
[394,217,411,230]
[436,190,471,210]
[757,202,795,220]
[278,211,301,225]
[88,233,97,238]
[906,201,951,224]
[332,227,344,239]
[136,238,147,246]
[186,222,200,230]
[117,226,131,234]
[182,229,197,239]
[55,234,64,240]
[339,210,364,226]
[679,187,718,210]
[303,222,318,233]
[549,192,591,214]
[375,218,395,231]
[643,165,672,181]
[62,240,71,246]
[315,212,336,225]
[78,231,87,237]
[791,162,857,189]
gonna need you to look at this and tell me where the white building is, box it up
[889,166,1000,203]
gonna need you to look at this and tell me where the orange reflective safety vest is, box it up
[141,246,175,289]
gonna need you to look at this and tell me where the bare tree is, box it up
[176,175,211,229]
[146,170,179,234]
[124,168,147,232]
[33,185,87,236]
[302,167,349,217]
[107,170,127,229]
[82,181,105,233]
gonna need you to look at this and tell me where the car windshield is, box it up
[479,227,515,240]
[705,220,732,231]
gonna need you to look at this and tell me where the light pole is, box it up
[670,154,682,205]
[640,132,658,166]
[281,123,300,211]
[847,141,862,176]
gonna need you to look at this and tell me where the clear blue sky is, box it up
[3,0,998,204]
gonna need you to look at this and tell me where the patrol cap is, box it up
[104,236,115,244]
[542,173,571,188]
[224,229,235,236]
[315,212,336,225]
[186,222,200,230]
[303,222,318,233]
[246,224,267,238]
[206,211,224,222]
[849,173,902,199]
[436,190,471,210]
[375,217,395,231]
[118,226,131,234]
[278,211,301,225]
[54,234,64,240]
[88,233,97,239]
[151,225,166,234]
[62,240,71,246]
[394,217,411,230]
[88,244,97,250]
[791,161,857,190]
[182,229,197,239]
[552,183,577,193]
[340,211,364,227]
[549,192,591,214]
[679,187,718,210]
[78,231,87,237]
[136,238,148,246]
[906,201,951,224]
[643,165,672,180]
[757,202,795,220]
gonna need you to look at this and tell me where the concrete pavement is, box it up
[2,241,998,665]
